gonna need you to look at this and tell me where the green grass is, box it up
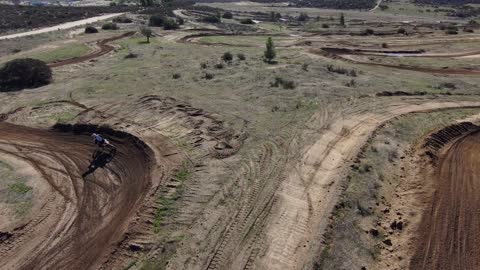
[153,163,191,233]
[33,43,91,63]
[0,159,33,218]
[8,182,32,194]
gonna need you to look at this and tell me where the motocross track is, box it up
[312,48,480,75]
[410,129,480,270]
[0,122,154,270]
[48,31,134,68]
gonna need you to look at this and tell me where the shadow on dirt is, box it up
[82,149,116,178]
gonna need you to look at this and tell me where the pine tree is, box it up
[340,13,345,27]
[264,37,276,64]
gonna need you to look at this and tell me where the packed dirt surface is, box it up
[48,31,134,68]
[0,122,154,270]
[410,128,480,270]
[0,13,124,40]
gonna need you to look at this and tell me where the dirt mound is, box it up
[411,128,480,270]
[0,122,155,270]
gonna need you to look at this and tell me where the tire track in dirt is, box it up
[0,122,155,270]
[410,128,480,270]
[47,31,134,68]
[311,48,480,75]
[252,100,480,270]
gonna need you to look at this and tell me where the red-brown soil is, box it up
[0,122,154,270]
[411,127,480,270]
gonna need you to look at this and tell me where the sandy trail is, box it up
[0,122,153,270]
[189,99,480,270]
[410,129,480,270]
[0,13,124,41]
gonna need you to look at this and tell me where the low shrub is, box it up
[149,15,165,26]
[163,18,179,30]
[237,53,246,60]
[364,28,374,35]
[204,73,214,80]
[173,73,181,79]
[0,58,52,92]
[240,18,255,24]
[102,22,118,30]
[326,64,357,77]
[322,23,329,28]
[200,62,208,69]
[202,14,221,23]
[85,25,98,34]
[113,16,132,23]
[214,63,224,69]
[177,17,185,25]
[397,27,407,34]
[222,52,233,62]
[222,11,233,19]
[270,77,296,89]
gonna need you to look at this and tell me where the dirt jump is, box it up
[0,122,153,270]
[411,128,480,270]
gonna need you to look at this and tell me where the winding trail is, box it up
[48,31,135,68]
[0,123,154,270]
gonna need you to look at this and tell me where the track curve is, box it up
[411,129,480,270]
[0,122,153,270]
[48,31,134,68]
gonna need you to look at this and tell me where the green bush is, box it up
[102,22,118,30]
[85,25,98,34]
[149,15,165,27]
[240,18,255,24]
[202,14,221,23]
[222,52,233,62]
[364,28,374,35]
[163,18,179,30]
[298,12,309,21]
[397,27,407,34]
[222,11,233,19]
[113,16,132,23]
[0,58,52,92]
[237,53,246,60]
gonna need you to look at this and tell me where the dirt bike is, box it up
[92,139,117,162]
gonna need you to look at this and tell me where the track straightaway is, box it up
[0,122,153,270]
[411,130,480,270]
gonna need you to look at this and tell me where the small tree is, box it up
[298,12,309,22]
[340,13,345,27]
[264,37,276,64]
[141,27,153,43]
[85,25,98,34]
[163,18,179,30]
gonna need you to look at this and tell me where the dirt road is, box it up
[0,122,153,270]
[410,129,480,270]
[0,13,124,41]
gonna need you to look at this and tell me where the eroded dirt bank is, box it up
[0,122,153,270]
[411,128,480,270]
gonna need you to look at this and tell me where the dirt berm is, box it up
[0,122,154,270]
[411,122,480,270]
